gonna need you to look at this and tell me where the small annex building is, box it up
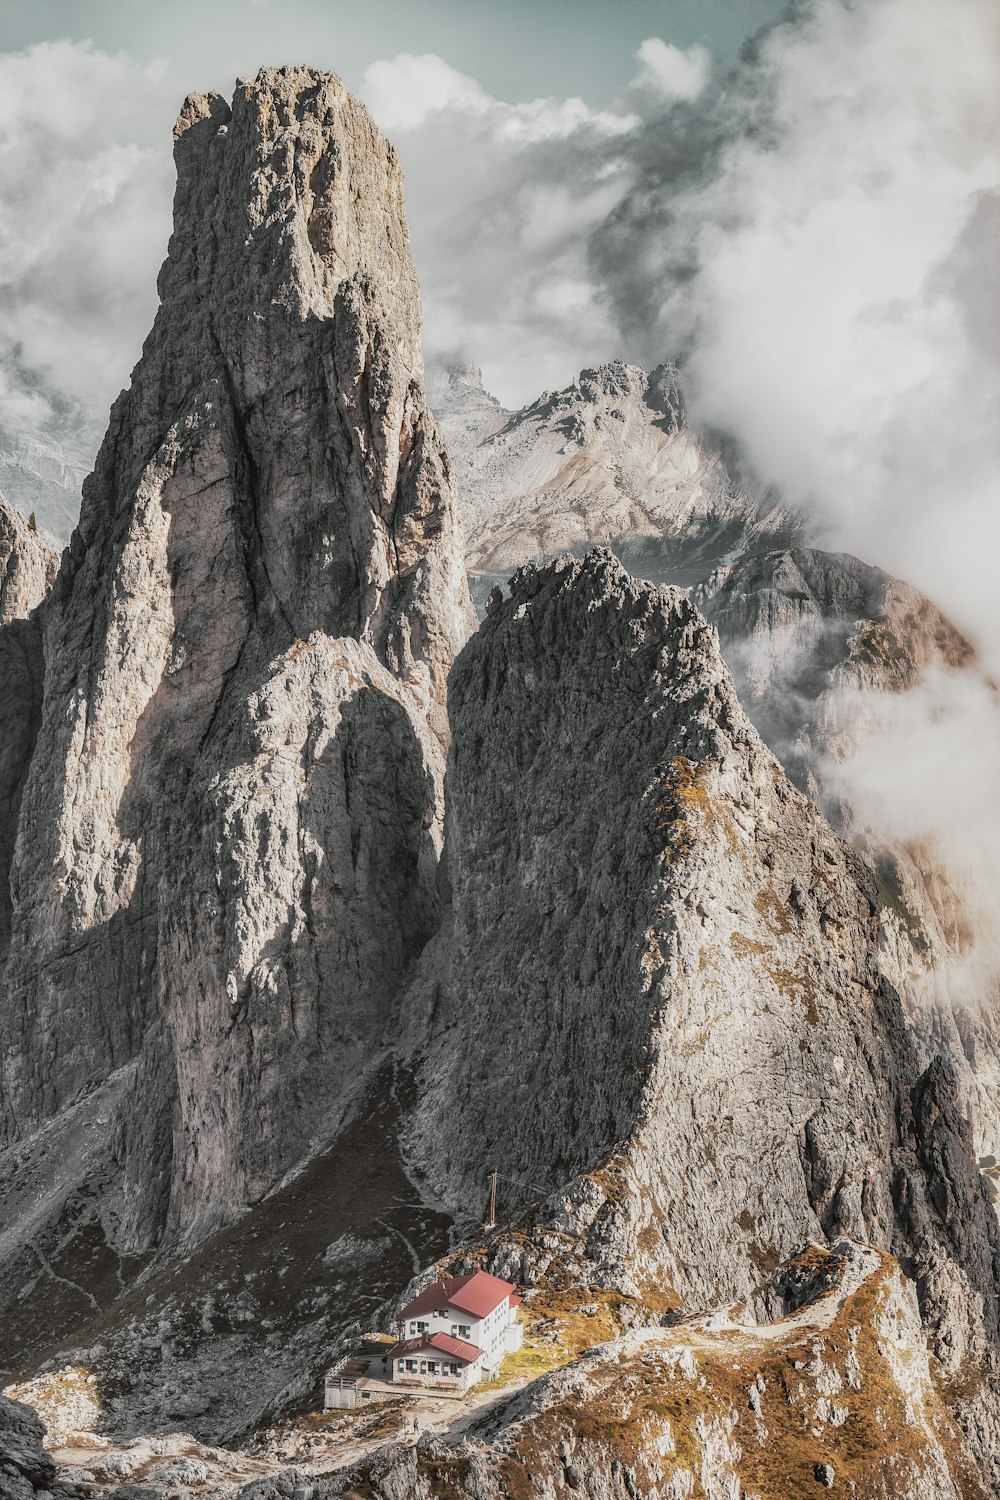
[386,1269,523,1392]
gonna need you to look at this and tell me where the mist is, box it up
[0,41,175,451]
[589,0,1000,665]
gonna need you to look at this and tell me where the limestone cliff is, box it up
[2,64,999,1500]
[430,358,800,601]
[0,497,55,949]
[401,550,1000,1482]
[306,1243,988,1500]
[694,548,1000,1175]
[0,67,472,1266]
[0,498,55,629]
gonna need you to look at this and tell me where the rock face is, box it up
[694,547,1000,1170]
[0,1393,56,1500]
[2,65,1000,1500]
[0,497,55,948]
[402,550,999,1476]
[310,1243,984,1500]
[0,67,472,1265]
[430,358,800,599]
[0,497,55,629]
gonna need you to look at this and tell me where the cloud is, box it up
[358,51,647,407]
[589,0,1000,666]
[825,671,1000,882]
[582,0,1000,1056]
[0,41,175,449]
[3,7,996,679]
[633,38,710,102]
[821,670,1000,988]
[361,53,492,133]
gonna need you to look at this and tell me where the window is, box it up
[457,1324,471,1338]
[406,1360,417,1372]
[416,1320,428,1333]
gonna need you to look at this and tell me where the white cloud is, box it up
[592,0,1000,665]
[633,38,710,101]
[359,54,645,406]
[0,41,175,447]
[361,53,492,133]
[822,669,1000,970]
[4,4,995,687]
[585,0,1000,1021]
[0,38,658,436]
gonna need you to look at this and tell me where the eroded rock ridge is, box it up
[0,67,472,1270]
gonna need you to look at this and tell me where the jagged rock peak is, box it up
[0,67,471,1244]
[436,351,796,588]
[73,64,472,722]
[0,492,54,951]
[165,68,418,337]
[425,354,503,420]
[428,357,489,392]
[696,546,975,697]
[514,359,683,428]
[0,492,56,627]
[405,548,1000,1443]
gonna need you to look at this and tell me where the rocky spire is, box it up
[0,492,55,630]
[402,550,999,1473]
[0,494,56,950]
[0,68,472,1246]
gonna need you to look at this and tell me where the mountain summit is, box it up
[0,65,472,1282]
[430,357,800,597]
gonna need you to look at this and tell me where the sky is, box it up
[0,1,786,110]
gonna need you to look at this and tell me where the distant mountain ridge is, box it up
[0,420,94,544]
[0,354,799,574]
[429,355,804,603]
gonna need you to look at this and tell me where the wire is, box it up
[485,1168,551,1195]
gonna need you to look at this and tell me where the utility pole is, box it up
[485,1170,497,1228]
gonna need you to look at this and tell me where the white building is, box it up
[386,1269,523,1392]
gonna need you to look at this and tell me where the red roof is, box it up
[386,1331,483,1366]
[401,1269,515,1322]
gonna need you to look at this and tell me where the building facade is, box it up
[386,1269,523,1391]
